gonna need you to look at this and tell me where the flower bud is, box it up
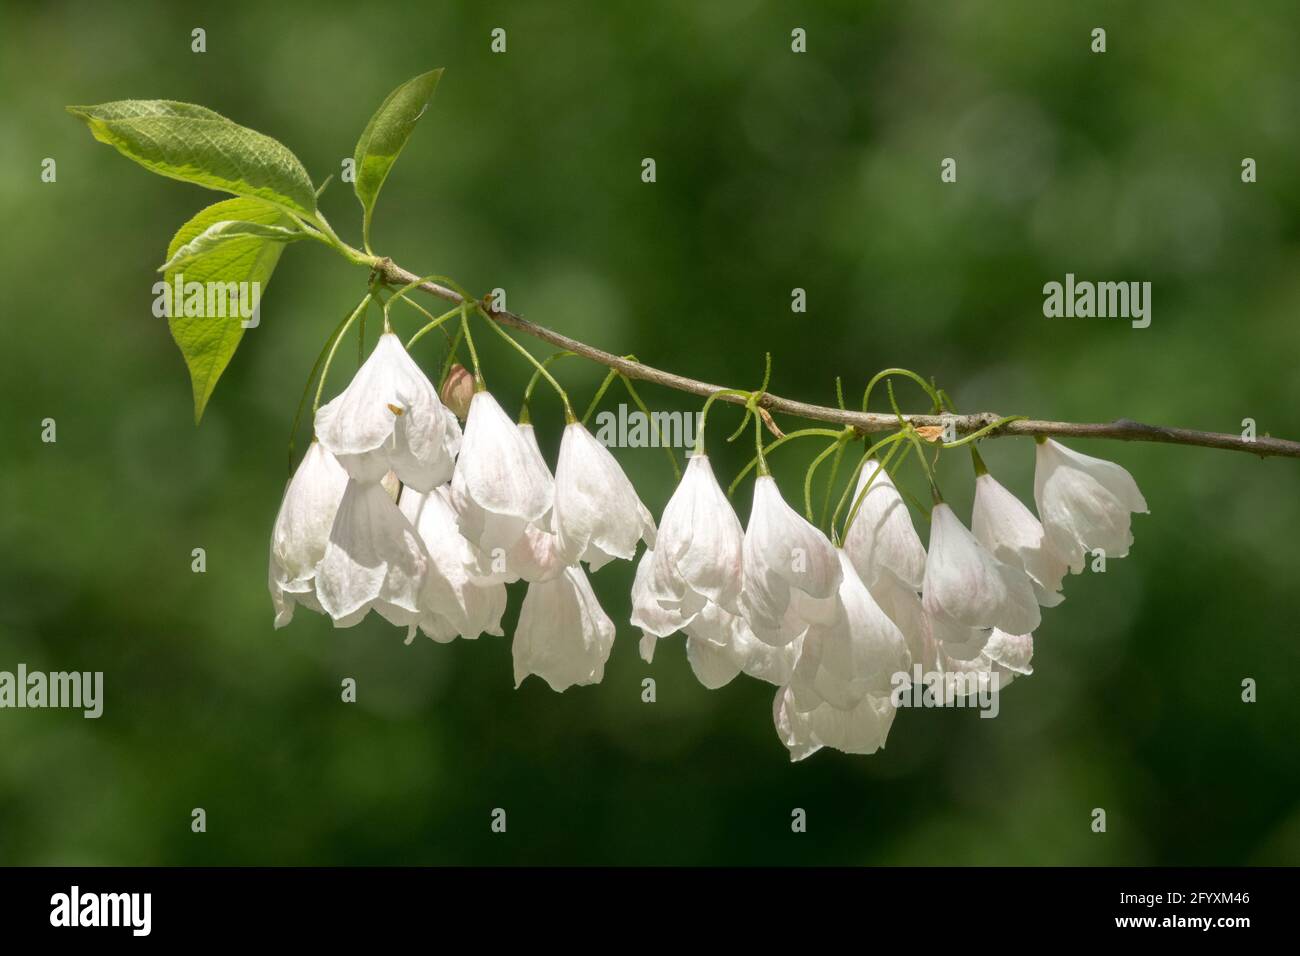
[440,363,475,421]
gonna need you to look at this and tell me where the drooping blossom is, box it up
[842,458,927,591]
[788,550,911,713]
[399,485,507,643]
[740,475,842,647]
[554,422,656,570]
[513,564,616,692]
[268,441,350,628]
[451,391,553,566]
[1034,438,1149,572]
[315,479,429,629]
[972,471,1067,607]
[921,502,1041,644]
[315,332,460,490]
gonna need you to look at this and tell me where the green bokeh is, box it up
[1,0,1297,865]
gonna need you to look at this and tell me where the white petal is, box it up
[683,602,799,688]
[630,548,694,640]
[399,487,507,641]
[842,458,927,590]
[638,632,657,663]
[741,476,841,646]
[790,551,911,712]
[686,635,744,689]
[315,332,453,489]
[983,628,1034,675]
[867,570,939,673]
[1034,439,1147,573]
[972,473,1067,607]
[554,423,656,566]
[315,480,429,627]
[654,454,745,612]
[451,392,553,556]
[922,503,1041,636]
[513,565,616,692]
[268,442,350,627]
[773,686,897,760]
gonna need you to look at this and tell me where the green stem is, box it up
[387,274,464,341]
[726,427,845,497]
[475,305,572,419]
[439,326,465,384]
[520,351,578,423]
[357,300,368,365]
[583,368,620,425]
[839,438,904,543]
[287,298,367,472]
[405,303,461,351]
[889,442,932,517]
[830,432,907,537]
[819,440,845,529]
[725,406,756,443]
[803,434,850,522]
[460,303,484,388]
[619,373,681,480]
[313,294,372,415]
[753,413,769,477]
[862,367,942,414]
[694,388,752,456]
[310,210,374,267]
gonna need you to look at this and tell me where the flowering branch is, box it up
[373,258,1300,461]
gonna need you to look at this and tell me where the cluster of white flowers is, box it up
[269,332,1148,760]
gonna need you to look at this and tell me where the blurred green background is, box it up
[1,0,1298,865]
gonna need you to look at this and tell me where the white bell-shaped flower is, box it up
[398,486,506,643]
[940,629,1034,695]
[684,602,800,689]
[513,564,616,692]
[451,391,554,566]
[972,472,1067,607]
[652,453,744,617]
[634,545,798,690]
[500,423,567,583]
[314,332,459,490]
[268,442,350,628]
[1033,438,1149,573]
[554,422,656,570]
[842,458,927,590]
[789,550,911,712]
[980,628,1034,678]
[681,630,744,690]
[867,569,938,672]
[740,475,842,647]
[314,479,429,628]
[869,569,1028,701]
[773,685,897,761]
[922,502,1041,640]
[631,547,695,640]
[518,422,554,508]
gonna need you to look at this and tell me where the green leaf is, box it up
[163,198,293,422]
[352,69,443,247]
[159,219,303,273]
[67,100,318,218]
